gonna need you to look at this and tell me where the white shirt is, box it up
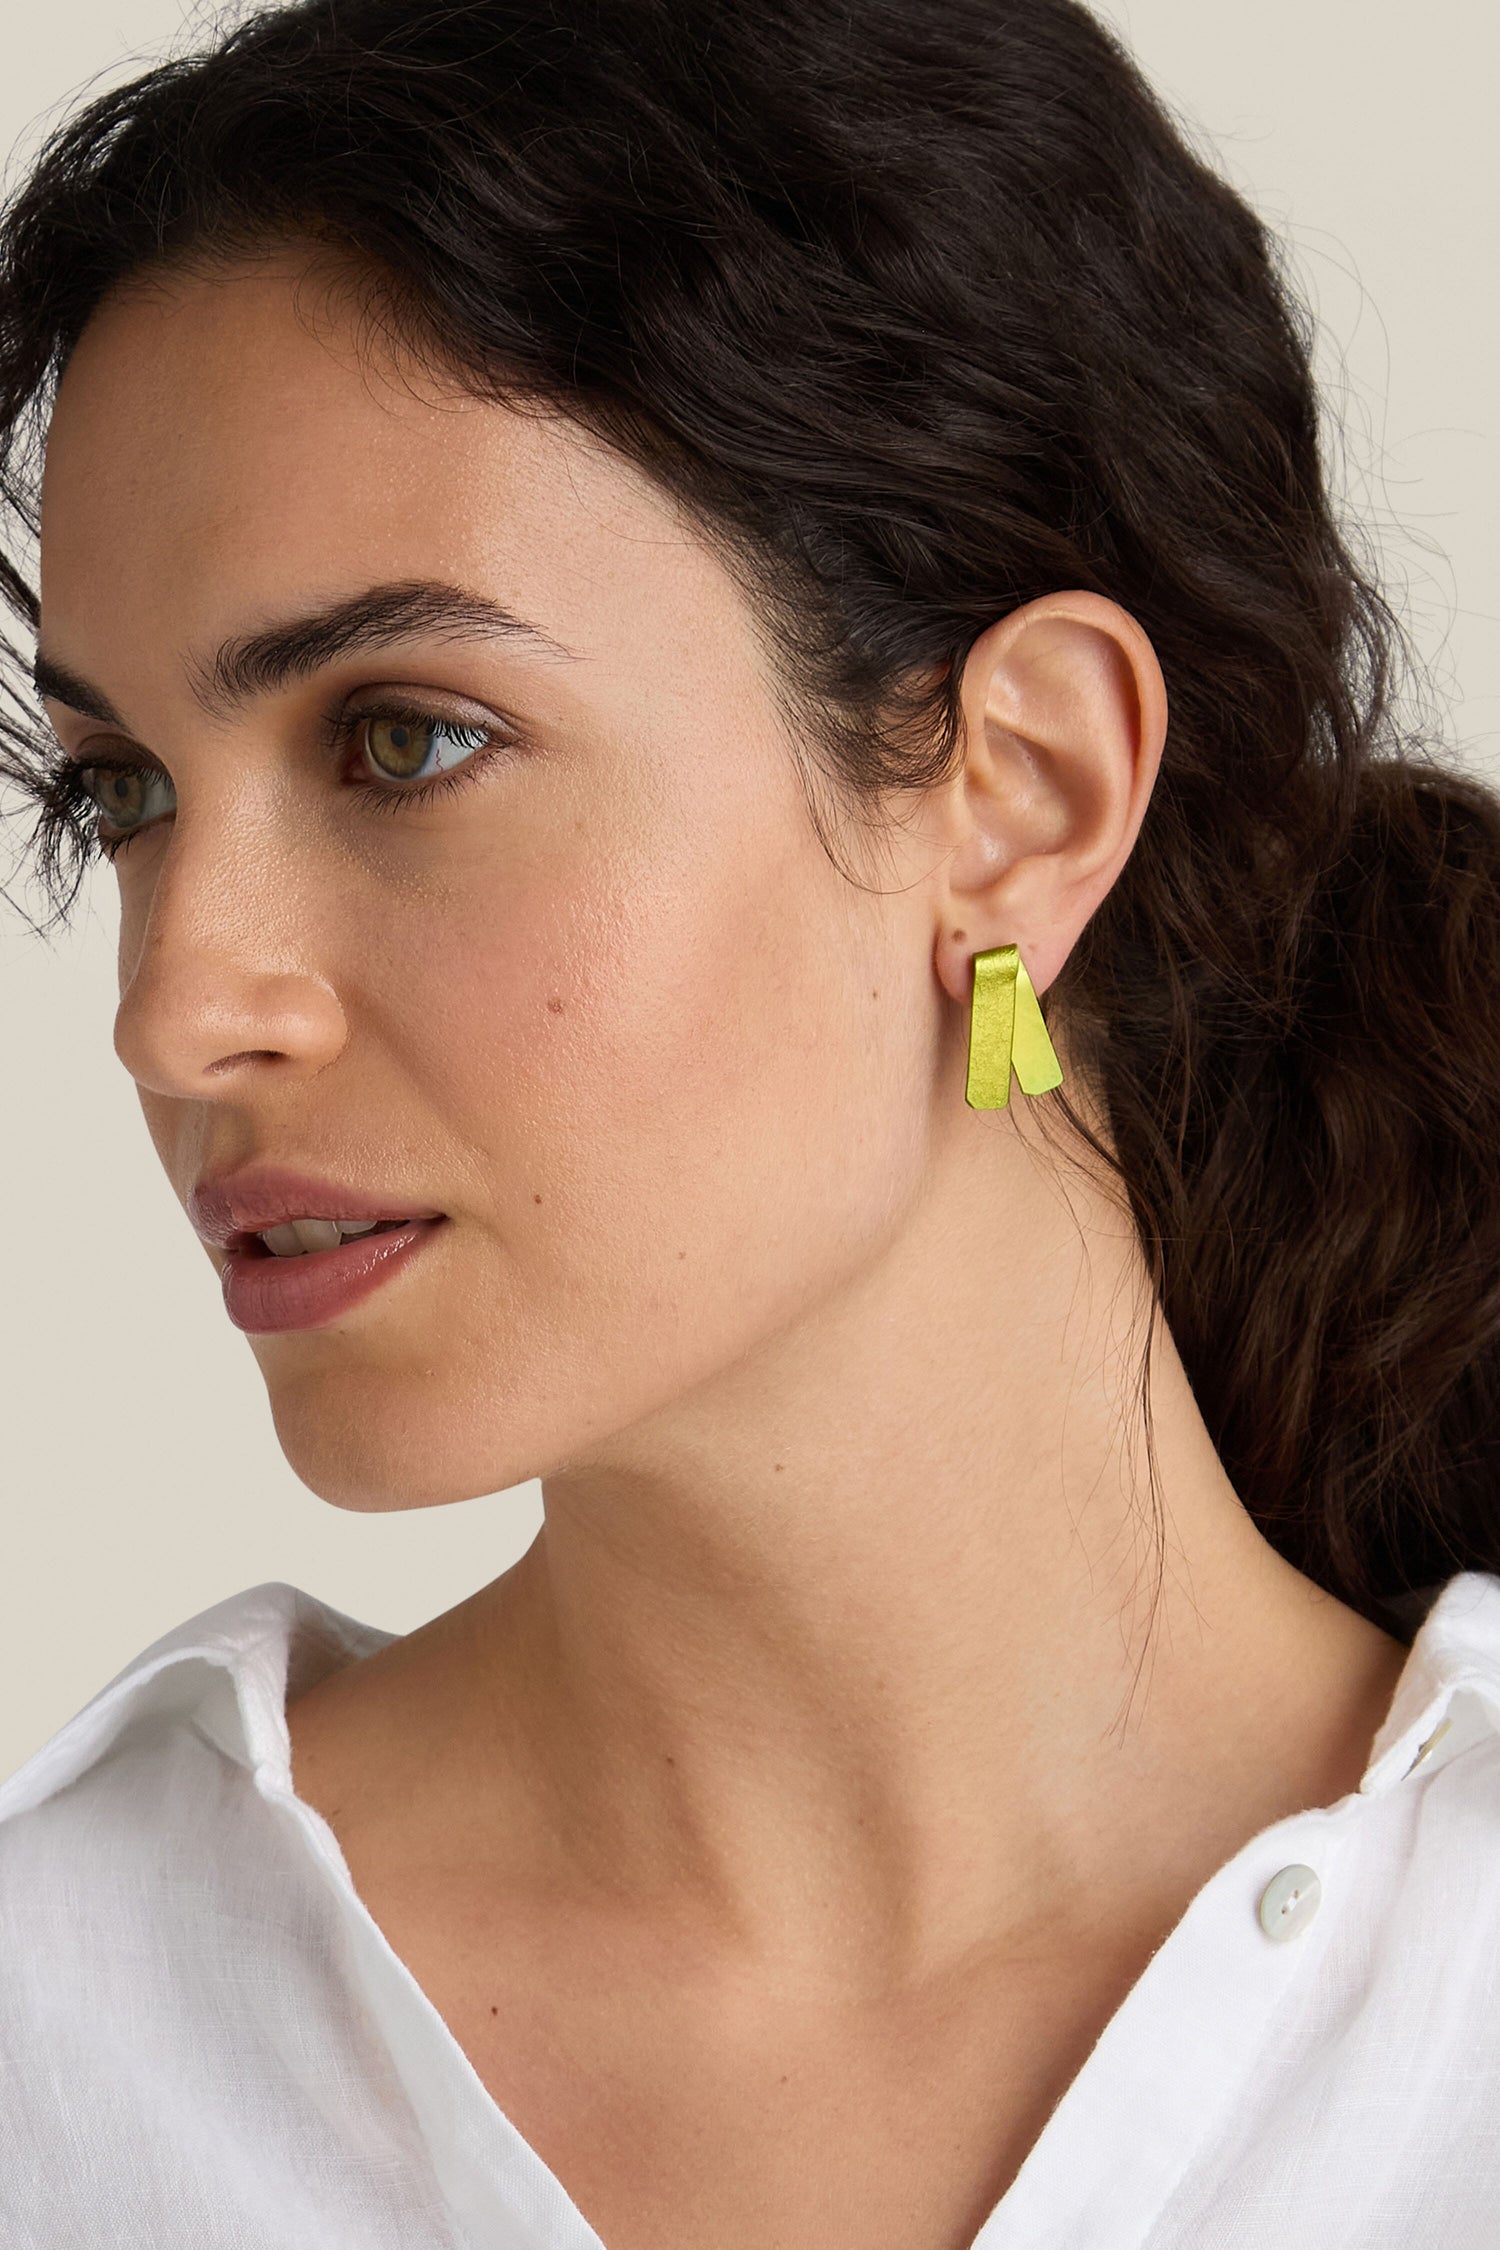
[3,1572,1500,2250]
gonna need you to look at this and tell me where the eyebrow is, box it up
[32,578,574,727]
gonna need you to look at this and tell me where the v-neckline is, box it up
[227,1584,1465,2250]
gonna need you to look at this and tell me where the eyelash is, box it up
[50,697,513,862]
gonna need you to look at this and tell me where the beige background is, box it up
[2,0,1496,1784]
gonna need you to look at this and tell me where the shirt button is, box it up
[1258,1864,1322,1941]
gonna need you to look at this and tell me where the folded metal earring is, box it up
[964,944,1064,1110]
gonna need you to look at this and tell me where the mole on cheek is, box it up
[546,996,565,1014]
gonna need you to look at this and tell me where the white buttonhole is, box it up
[1404,1717,1454,1777]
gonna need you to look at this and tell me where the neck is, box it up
[302,1109,1408,1977]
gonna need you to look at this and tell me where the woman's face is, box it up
[36,247,953,1508]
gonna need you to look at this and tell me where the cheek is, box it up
[373,792,930,1411]
[143,725,942,1510]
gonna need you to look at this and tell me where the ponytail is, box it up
[1068,755,1500,1619]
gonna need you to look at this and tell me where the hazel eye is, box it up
[361,713,492,783]
[82,764,176,837]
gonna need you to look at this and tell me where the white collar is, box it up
[0,1580,395,1826]
[7,1569,1500,1827]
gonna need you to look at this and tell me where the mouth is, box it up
[188,1166,451,1334]
[232,1215,422,1259]
[219,1213,448,1333]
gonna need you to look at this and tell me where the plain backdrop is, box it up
[2,0,1496,1784]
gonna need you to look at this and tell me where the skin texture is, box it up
[38,246,1409,2250]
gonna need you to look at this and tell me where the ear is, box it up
[930,591,1167,1006]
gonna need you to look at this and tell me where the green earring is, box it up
[964,944,1064,1110]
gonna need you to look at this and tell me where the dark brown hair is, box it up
[2,0,1497,1622]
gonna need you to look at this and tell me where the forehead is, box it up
[37,247,722,670]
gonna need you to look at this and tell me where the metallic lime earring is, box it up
[964,944,1064,1110]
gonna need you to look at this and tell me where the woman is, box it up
[1,0,1498,2242]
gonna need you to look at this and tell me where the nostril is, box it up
[205,1050,290,1074]
[112,946,350,1100]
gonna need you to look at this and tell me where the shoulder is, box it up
[0,1577,393,1831]
[0,1582,441,2242]
[1362,1568,1500,1806]
[1337,1571,1500,1992]
[0,1678,280,2061]
[0,1577,383,1967]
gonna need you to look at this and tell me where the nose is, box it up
[112,830,348,1099]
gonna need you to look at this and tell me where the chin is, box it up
[264,1372,529,1513]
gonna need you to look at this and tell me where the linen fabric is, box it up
[3,1571,1500,2248]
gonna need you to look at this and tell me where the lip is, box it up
[188,1164,448,1335]
[189,1164,446,1250]
[221,1217,446,1334]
